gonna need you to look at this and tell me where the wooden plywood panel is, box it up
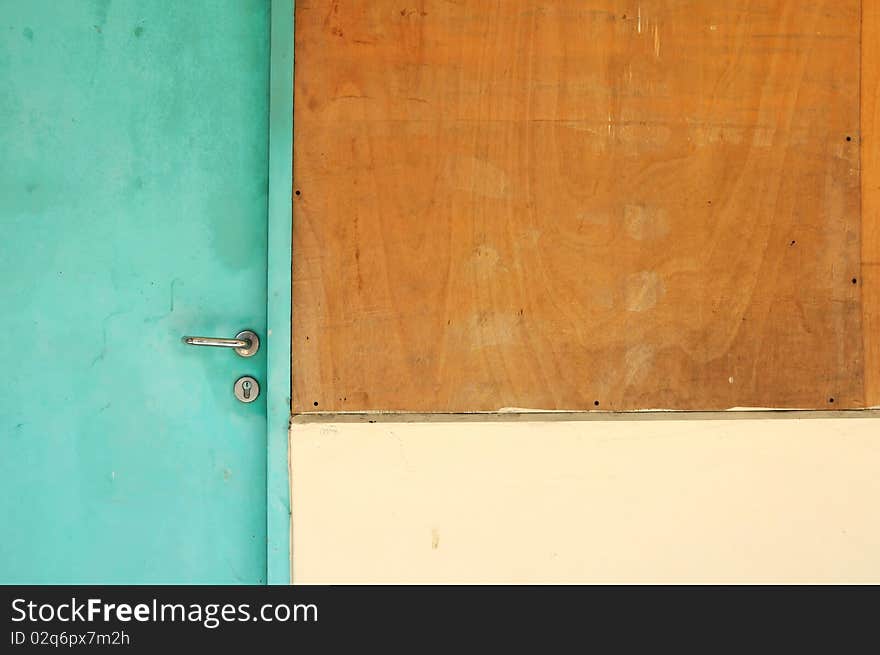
[293,1,865,413]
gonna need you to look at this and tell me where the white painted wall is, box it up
[290,417,880,583]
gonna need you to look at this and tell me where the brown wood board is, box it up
[292,0,866,412]
[864,0,880,407]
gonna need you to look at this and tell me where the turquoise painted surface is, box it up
[266,0,293,585]
[0,1,270,583]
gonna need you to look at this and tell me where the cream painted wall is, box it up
[290,417,880,583]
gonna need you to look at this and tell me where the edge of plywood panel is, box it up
[865,1,880,406]
[267,0,294,585]
[290,409,880,424]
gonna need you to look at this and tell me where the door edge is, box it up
[266,0,294,585]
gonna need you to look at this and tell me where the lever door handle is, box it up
[182,330,259,358]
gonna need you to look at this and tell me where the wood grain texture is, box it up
[865,0,880,407]
[293,0,864,413]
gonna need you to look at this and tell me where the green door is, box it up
[1,1,271,583]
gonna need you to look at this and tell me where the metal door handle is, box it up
[182,330,259,357]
